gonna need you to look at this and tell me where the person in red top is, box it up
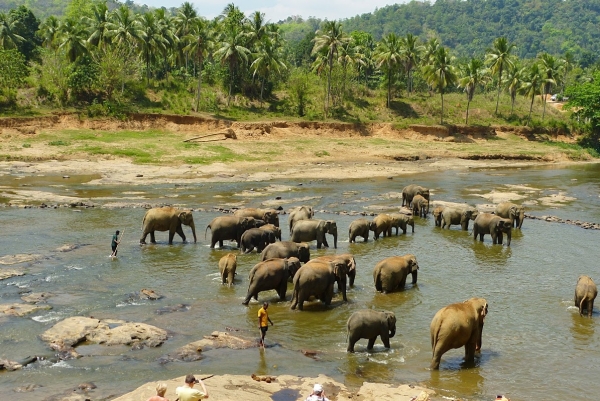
[258,301,273,348]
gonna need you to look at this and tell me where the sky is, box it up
[138,0,412,22]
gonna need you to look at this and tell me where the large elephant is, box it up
[290,219,338,249]
[495,202,525,229]
[260,241,311,263]
[473,213,512,246]
[314,253,357,287]
[432,206,444,227]
[239,228,275,254]
[373,254,419,294]
[430,297,488,370]
[234,208,280,227]
[290,260,348,310]
[411,194,429,218]
[346,310,396,353]
[218,253,237,287]
[205,216,252,249]
[259,224,282,241]
[372,214,393,240]
[401,184,430,213]
[575,275,597,318]
[348,218,376,243]
[140,207,197,245]
[243,257,302,305]
[288,206,314,233]
[389,213,415,234]
[441,207,478,230]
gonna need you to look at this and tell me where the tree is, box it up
[174,2,198,70]
[503,62,523,115]
[251,36,286,103]
[106,5,142,49]
[86,1,110,49]
[538,53,559,120]
[9,6,41,61]
[566,72,600,151]
[215,26,250,106]
[458,58,485,125]
[38,15,60,50]
[400,33,421,95]
[374,32,402,108]
[560,51,574,95]
[0,11,24,50]
[58,19,87,63]
[519,62,542,125]
[486,37,516,115]
[0,48,28,103]
[422,46,457,124]
[184,17,215,111]
[139,11,167,84]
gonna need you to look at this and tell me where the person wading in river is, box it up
[110,230,121,257]
[258,301,274,348]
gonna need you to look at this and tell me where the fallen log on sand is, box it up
[184,129,237,142]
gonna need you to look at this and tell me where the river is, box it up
[0,163,599,401]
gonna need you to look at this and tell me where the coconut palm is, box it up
[106,5,142,49]
[422,37,440,64]
[538,53,559,120]
[503,62,523,115]
[85,1,110,49]
[519,62,542,125]
[38,15,60,50]
[0,11,24,50]
[458,58,485,125]
[312,20,348,116]
[139,11,167,84]
[215,26,250,106]
[154,8,176,80]
[486,37,516,114]
[57,19,87,62]
[251,37,287,103]
[422,46,457,124]
[246,11,267,49]
[184,18,216,111]
[400,33,421,95]
[560,51,574,95]
[374,32,402,108]
[174,2,198,70]
[337,39,363,102]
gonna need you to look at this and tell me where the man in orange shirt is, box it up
[258,301,273,348]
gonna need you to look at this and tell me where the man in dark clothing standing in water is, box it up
[111,230,121,257]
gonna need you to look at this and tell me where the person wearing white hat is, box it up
[304,383,330,401]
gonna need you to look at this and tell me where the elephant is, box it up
[473,213,512,246]
[290,259,348,310]
[314,253,357,287]
[243,257,302,305]
[260,241,311,263]
[441,207,479,230]
[495,202,525,229]
[430,297,488,370]
[373,254,419,293]
[346,310,396,352]
[401,184,430,213]
[411,194,429,218]
[389,213,415,234]
[234,208,280,227]
[372,214,393,240]
[575,275,597,318]
[290,219,338,249]
[140,207,197,245]
[288,206,314,233]
[259,224,282,241]
[432,206,444,227]
[205,216,252,249]
[239,228,275,254]
[348,218,376,243]
[218,253,237,286]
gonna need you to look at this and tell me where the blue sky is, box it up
[138,0,410,22]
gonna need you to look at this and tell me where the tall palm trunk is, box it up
[440,91,444,124]
[495,66,503,115]
[465,98,471,125]
[194,60,203,112]
[528,95,534,125]
[387,69,392,108]
[326,53,333,117]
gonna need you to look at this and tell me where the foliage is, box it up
[0,48,28,91]
[566,72,600,152]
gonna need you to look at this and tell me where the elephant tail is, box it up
[141,214,146,231]
[431,320,442,355]
[580,296,586,315]
[205,224,211,240]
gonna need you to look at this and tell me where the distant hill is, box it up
[0,0,158,19]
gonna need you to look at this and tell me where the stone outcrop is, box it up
[0,269,24,280]
[0,303,51,316]
[166,331,257,363]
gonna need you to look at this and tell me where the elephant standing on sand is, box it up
[348,218,376,243]
[205,216,252,249]
[372,214,393,240]
[430,297,488,370]
[373,254,419,293]
[219,253,237,286]
[234,208,280,227]
[495,202,525,229]
[389,213,415,234]
[575,275,597,318]
[401,184,430,213]
[291,219,338,249]
[411,194,429,218]
[433,206,444,227]
[290,260,348,310]
[140,207,197,245]
[441,207,478,230]
[347,310,396,353]
[261,241,310,263]
[239,228,275,254]
[243,257,302,305]
[473,213,512,245]
[314,253,357,287]
[288,206,314,233]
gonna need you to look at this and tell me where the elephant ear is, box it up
[386,312,396,328]
[178,211,188,222]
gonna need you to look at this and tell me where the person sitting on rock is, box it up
[146,382,169,401]
[305,383,329,401]
[175,374,209,401]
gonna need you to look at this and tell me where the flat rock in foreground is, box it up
[112,373,434,401]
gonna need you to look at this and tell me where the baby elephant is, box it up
[347,310,396,352]
[575,275,597,318]
[373,254,419,293]
[219,253,237,286]
[348,218,375,243]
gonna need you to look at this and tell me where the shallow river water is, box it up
[1,163,599,401]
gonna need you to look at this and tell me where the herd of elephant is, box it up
[136,183,597,370]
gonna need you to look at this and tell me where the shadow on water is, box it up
[428,367,486,400]
[570,310,596,348]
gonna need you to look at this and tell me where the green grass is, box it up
[48,140,70,146]
[315,150,330,157]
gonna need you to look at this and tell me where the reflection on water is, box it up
[1,164,600,401]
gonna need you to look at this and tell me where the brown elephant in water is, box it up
[411,194,429,218]
[347,310,396,352]
[234,208,280,227]
[372,214,393,240]
[432,206,444,227]
[290,259,348,310]
[140,207,197,245]
[239,228,275,254]
[401,184,430,213]
[473,213,512,245]
[495,202,525,229]
[218,253,237,287]
[430,297,488,370]
[260,241,310,263]
[288,205,314,233]
[243,257,302,305]
[259,224,282,241]
[441,207,478,230]
[314,253,357,287]
[205,216,252,249]
[389,213,415,234]
[373,254,419,293]
[348,218,376,243]
[575,275,597,318]
[291,219,338,249]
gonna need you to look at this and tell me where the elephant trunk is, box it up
[517,210,524,229]
[506,229,511,246]
[389,327,396,338]
[189,221,197,243]
[411,270,418,285]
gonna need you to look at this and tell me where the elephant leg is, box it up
[322,236,329,248]
[381,332,390,348]
[347,335,359,352]
[367,337,376,350]
[497,231,503,245]
[431,344,446,370]
[278,282,287,301]
[411,271,418,285]
[176,225,186,242]
[150,231,156,244]
[219,240,224,248]
[242,291,253,305]
[464,342,477,364]
[168,229,175,245]
[398,278,407,289]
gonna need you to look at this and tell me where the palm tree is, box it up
[38,15,60,50]
[400,33,421,95]
[139,11,167,84]
[174,2,198,70]
[458,58,485,125]
[312,20,348,116]
[538,53,559,120]
[0,11,24,50]
[422,46,457,124]
[154,8,176,81]
[422,37,440,64]
[519,62,542,125]
[374,32,402,108]
[486,37,516,114]
[503,62,523,115]
[106,5,142,49]
[58,19,87,62]
[251,37,287,103]
[560,51,574,95]
[246,11,267,49]
[215,26,250,106]
[337,39,363,102]
[85,1,110,49]
[184,18,215,111]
